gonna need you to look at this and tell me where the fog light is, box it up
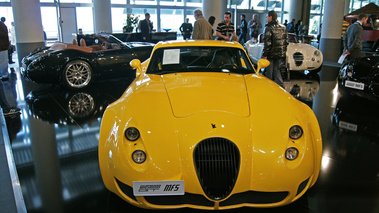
[285,147,299,160]
[289,125,303,139]
[132,150,146,164]
[125,127,140,141]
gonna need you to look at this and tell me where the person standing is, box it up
[262,11,288,87]
[8,21,15,64]
[238,14,247,44]
[192,9,213,40]
[0,17,9,80]
[138,13,153,42]
[179,18,193,40]
[247,14,261,41]
[215,12,235,41]
[343,14,368,61]
[287,19,295,33]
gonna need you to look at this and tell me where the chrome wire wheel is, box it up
[68,92,95,118]
[63,60,92,89]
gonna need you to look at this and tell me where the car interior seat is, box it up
[80,38,87,47]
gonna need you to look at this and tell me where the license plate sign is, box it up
[339,121,358,132]
[345,80,364,90]
[133,180,184,196]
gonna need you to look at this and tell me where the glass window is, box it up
[160,0,184,6]
[111,8,127,33]
[229,0,250,9]
[76,7,94,34]
[268,0,282,11]
[131,8,157,31]
[111,0,127,4]
[59,0,92,3]
[310,0,322,14]
[186,0,202,7]
[309,14,321,36]
[185,9,196,27]
[160,9,183,34]
[41,7,58,40]
[352,1,362,10]
[252,0,266,10]
[131,0,158,5]
[0,7,13,28]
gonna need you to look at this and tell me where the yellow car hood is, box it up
[162,72,250,118]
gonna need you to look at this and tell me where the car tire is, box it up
[66,91,96,119]
[62,60,93,89]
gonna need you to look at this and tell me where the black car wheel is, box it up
[63,60,93,89]
[67,92,95,119]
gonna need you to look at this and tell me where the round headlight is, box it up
[125,127,140,141]
[289,125,303,139]
[132,150,146,164]
[285,147,299,160]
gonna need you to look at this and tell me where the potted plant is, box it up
[124,13,139,33]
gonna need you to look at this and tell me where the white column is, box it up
[288,0,303,21]
[93,0,112,33]
[11,0,44,62]
[319,0,346,81]
[203,0,227,32]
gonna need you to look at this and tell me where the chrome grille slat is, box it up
[293,52,304,67]
[194,138,240,200]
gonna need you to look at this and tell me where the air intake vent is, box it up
[193,137,240,200]
[293,52,304,67]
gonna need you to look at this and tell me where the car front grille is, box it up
[293,52,304,67]
[193,137,240,200]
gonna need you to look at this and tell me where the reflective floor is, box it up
[4,61,379,213]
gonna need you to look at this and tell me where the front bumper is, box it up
[112,175,315,210]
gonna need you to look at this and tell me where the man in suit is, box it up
[138,13,153,42]
[343,14,368,60]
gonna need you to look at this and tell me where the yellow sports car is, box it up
[98,40,322,210]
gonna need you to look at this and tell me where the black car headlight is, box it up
[125,127,140,141]
[289,125,303,139]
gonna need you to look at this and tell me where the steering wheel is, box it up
[101,42,109,50]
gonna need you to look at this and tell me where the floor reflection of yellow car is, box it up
[98,40,322,210]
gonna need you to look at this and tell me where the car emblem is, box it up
[211,123,216,129]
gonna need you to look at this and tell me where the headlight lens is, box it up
[132,150,146,164]
[125,127,140,141]
[289,125,303,139]
[285,147,299,160]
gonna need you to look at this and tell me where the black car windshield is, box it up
[146,46,254,75]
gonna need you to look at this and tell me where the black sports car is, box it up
[338,55,379,102]
[333,94,379,138]
[21,34,154,89]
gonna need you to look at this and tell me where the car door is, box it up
[93,45,137,79]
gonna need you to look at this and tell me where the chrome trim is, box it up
[0,108,27,213]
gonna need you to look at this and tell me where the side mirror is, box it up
[256,59,270,73]
[130,59,142,77]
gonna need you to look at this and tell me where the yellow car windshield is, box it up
[146,47,254,75]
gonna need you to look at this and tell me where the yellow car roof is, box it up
[154,40,244,49]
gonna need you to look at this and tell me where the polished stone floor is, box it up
[3,61,379,213]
